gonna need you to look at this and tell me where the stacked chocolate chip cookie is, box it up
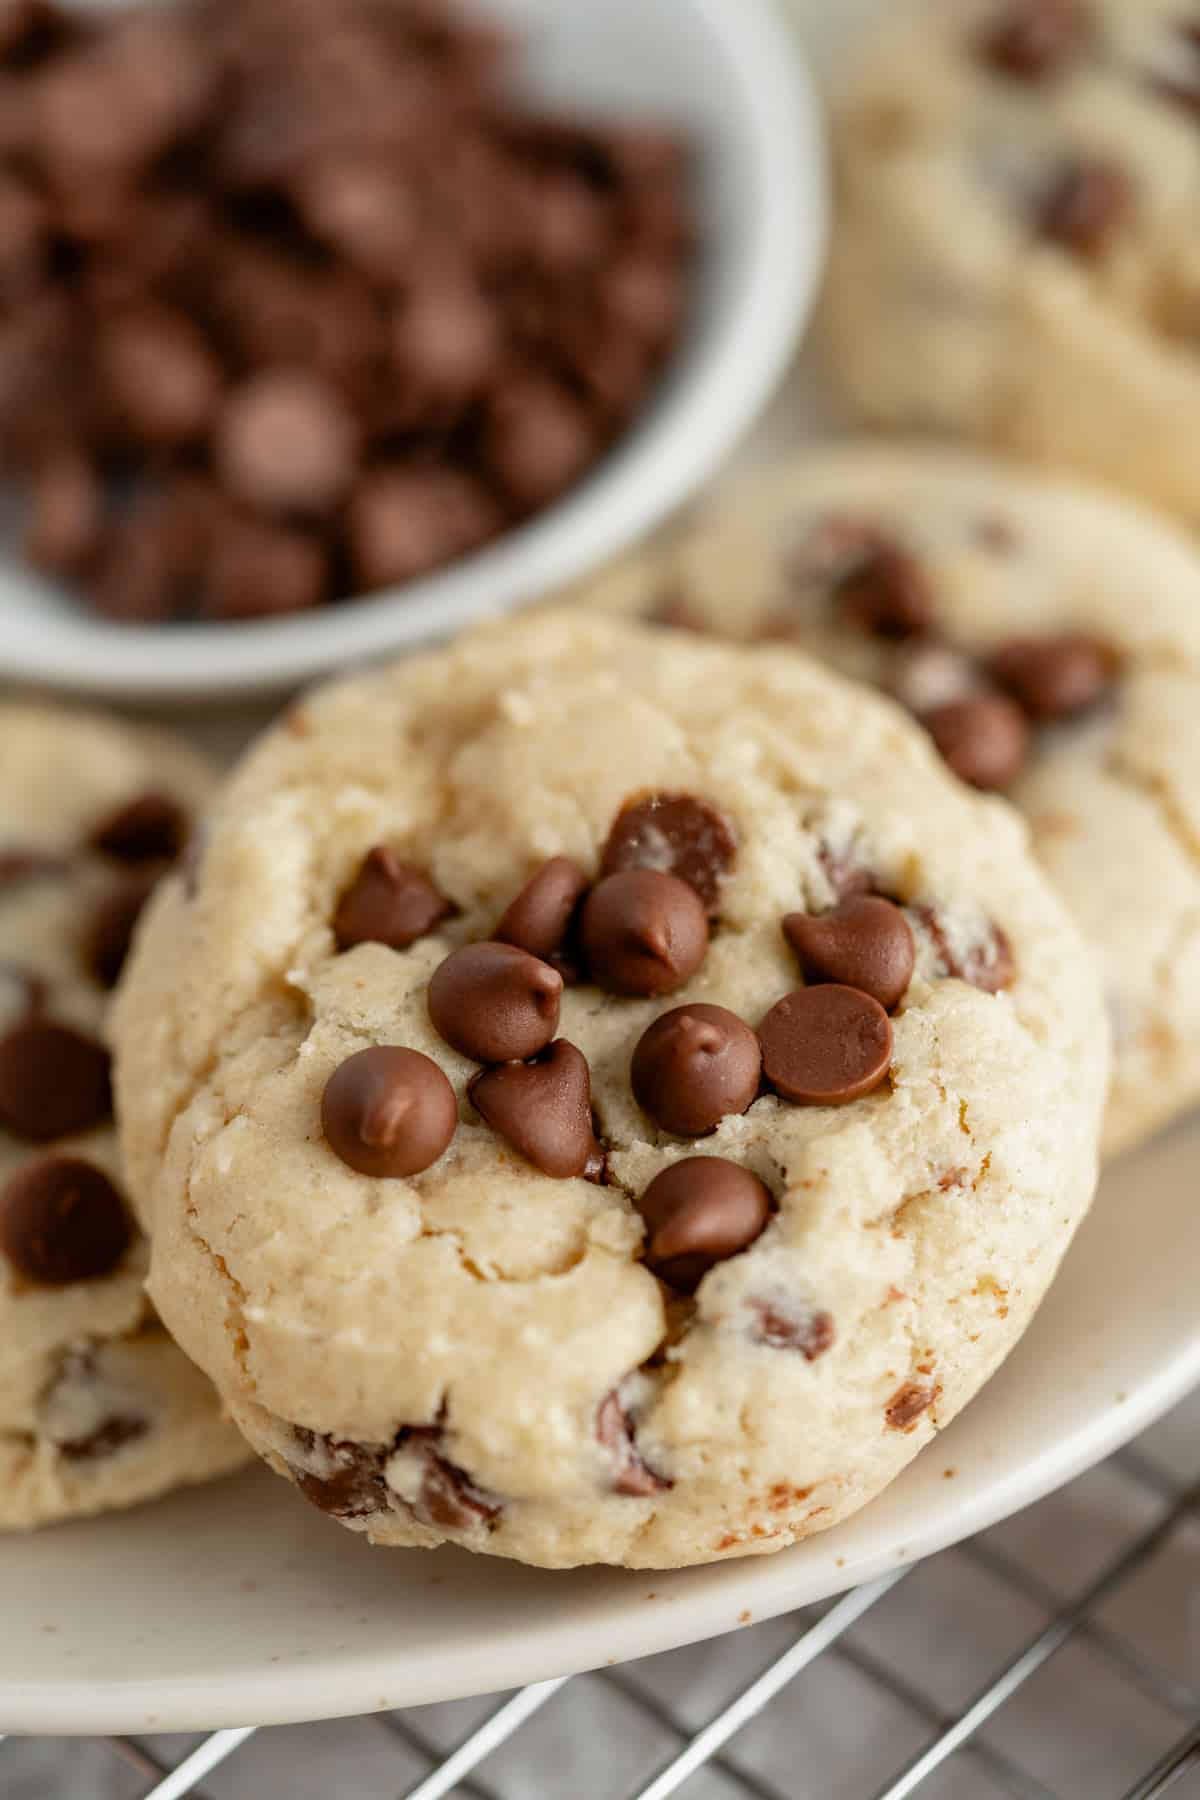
[112,612,1108,1568]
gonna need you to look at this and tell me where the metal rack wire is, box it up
[10,1402,1200,1800]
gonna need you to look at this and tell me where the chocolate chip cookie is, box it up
[582,443,1200,1156]
[114,612,1106,1568]
[0,703,247,1527]
[824,0,1200,522]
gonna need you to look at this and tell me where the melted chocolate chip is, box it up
[783,896,915,1013]
[636,1156,771,1294]
[321,1046,457,1178]
[468,1039,599,1178]
[333,847,452,952]
[749,1295,836,1360]
[596,1389,671,1496]
[834,545,934,641]
[758,986,893,1106]
[58,1412,150,1462]
[83,872,157,989]
[631,1003,761,1137]
[978,0,1086,80]
[600,793,736,915]
[0,846,67,887]
[579,869,708,997]
[292,1430,392,1519]
[987,632,1118,721]
[1038,158,1131,258]
[492,856,588,965]
[885,1381,938,1430]
[401,1425,501,1533]
[1,1156,130,1284]
[922,695,1031,792]
[912,905,1016,994]
[428,941,563,1063]
[89,791,188,864]
[0,1019,112,1141]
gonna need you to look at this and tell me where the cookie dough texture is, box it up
[115,613,1107,1569]
[0,704,248,1528]
[824,0,1200,522]
[584,445,1200,1157]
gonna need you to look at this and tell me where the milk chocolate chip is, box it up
[493,857,588,964]
[89,790,187,864]
[922,695,1030,792]
[636,1156,771,1293]
[468,1040,598,1178]
[596,1389,671,1496]
[215,368,361,517]
[749,1295,836,1360]
[600,792,736,914]
[631,1003,761,1137]
[0,1020,112,1141]
[988,631,1117,720]
[333,848,451,952]
[1,1155,130,1284]
[758,986,893,1106]
[579,869,708,997]
[428,941,562,1062]
[84,873,156,989]
[783,895,915,1013]
[834,546,934,641]
[321,1046,457,1178]
[1038,158,1131,258]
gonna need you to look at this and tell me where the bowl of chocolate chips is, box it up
[0,0,826,697]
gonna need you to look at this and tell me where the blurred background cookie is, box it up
[0,702,248,1527]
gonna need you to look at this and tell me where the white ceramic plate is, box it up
[0,0,826,700]
[5,1115,1197,1737]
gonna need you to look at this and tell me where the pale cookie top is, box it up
[0,703,243,1526]
[116,612,1107,1569]
[827,0,1200,519]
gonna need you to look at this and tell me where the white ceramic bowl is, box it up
[0,0,827,700]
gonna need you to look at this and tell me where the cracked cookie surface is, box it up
[824,0,1200,523]
[114,611,1107,1569]
[0,704,248,1528]
[582,445,1200,1158]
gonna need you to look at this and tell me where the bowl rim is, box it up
[0,0,828,701]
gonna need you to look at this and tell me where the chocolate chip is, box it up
[333,848,451,953]
[921,695,1031,792]
[346,466,503,589]
[987,632,1118,721]
[579,869,708,998]
[1038,158,1131,258]
[631,1003,761,1137]
[0,845,66,886]
[0,961,45,1032]
[636,1156,771,1293]
[749,1295,836,1359]
[817,841,874,903]
[294,152,419,281]
[1,1155,130,1283]
[603,249,683,351]
[390,279,501,425]
[292,1430,391,1519]
[783,895,915,1013]
[885,1381,937,1430]
[912,904,1016,993]
[401,1425,501,1533]
[96,307,222,449]
[57,1412,149,1462]
[978,0,1086,79]
[492,856,588,965]
[428,941,562,1063]
[468,1039,598,1177]
[89,790,188,864]
[83,873,156,989]
[758,986,893,1106]
[321,1046,457,1179]
[600,793,737,915]
[480,372,596,510]
[596,1389,671,1496]
[834,546,935,641]
[199,515,328,621]
[0,1020,112,1141]
[215,368,361,517]
[25,452,103,575]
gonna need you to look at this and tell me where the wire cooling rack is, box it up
[10,1385,1200,1800]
